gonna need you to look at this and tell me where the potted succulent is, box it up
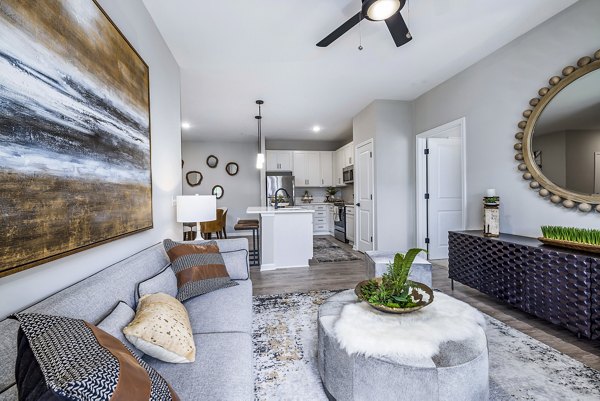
[325,186,339,202]
[355,249,434,313]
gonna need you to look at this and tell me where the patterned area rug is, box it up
[253,291,600,401]
[312,237,362,263]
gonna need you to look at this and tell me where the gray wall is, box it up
[0,0,182,319]
[266,138,349,151]
[413,0,600,237]
[182,141,260,233]
[353,100,415,250]
[533,131,567,187]
[566,129,600,194]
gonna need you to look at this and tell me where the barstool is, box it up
[234,219,260,266]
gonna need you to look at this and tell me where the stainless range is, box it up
[333,201,347,243]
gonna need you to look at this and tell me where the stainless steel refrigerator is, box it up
[266,172,295,206]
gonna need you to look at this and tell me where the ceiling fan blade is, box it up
[316,12,363,47]
[385,12,412,47]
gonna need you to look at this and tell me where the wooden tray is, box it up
[538,237,600,254]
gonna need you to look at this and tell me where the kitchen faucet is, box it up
[273,188,290,209]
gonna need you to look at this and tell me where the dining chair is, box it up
[201,208,227,239]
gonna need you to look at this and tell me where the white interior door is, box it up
[356,141,374,252]
[428,137,462,259]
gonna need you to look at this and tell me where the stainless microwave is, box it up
[343,165,354,184]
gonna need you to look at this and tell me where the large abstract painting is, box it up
[0,0,152,277]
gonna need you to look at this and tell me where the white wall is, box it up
[413,0,600,237]
[182,141,260,233]
[0,0,182,319]
[353,100,415,251]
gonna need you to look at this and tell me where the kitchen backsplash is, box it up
[294,185,354,204]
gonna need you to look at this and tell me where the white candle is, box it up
[485,189,497,197]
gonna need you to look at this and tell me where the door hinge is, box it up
[370,194,373,200]
[425,237,430,244]
[370,236,373,243]
[424,193,430,200]
[370,151,372,158]
[424,148,430,155]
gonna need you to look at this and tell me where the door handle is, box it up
[356,203,360,207]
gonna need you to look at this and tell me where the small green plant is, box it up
[484,196,500,203]
[326,186,339,196]
[360,249,426,309]
[541,226,600,246]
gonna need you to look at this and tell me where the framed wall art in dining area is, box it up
[0,0,152,277]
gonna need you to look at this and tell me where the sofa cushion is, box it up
[163,239,238,302]
[97,301,143,358]
[14,313,178,401]
[146,332,253,401]
[136,264,178,303]
[124,294,195,363]
[184,280,253,335]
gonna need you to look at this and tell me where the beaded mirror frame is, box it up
[515,49,600,213]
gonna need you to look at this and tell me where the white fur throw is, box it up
[333,292,486,361]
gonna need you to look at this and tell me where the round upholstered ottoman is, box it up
[317,290,489,401]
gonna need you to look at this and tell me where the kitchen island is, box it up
[246,206,314,270]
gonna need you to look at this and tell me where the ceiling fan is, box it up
[317,0,412,48]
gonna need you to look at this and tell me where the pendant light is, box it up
[255,100,265,169]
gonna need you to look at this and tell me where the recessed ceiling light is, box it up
[181,122,191,129]
[312,125,321,133]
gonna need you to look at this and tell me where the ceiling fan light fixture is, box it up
[365,0,401,21]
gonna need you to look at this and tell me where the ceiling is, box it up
[142,0,578,142]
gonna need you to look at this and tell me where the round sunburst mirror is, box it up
[515,49,600,213]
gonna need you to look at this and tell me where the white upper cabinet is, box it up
[293,151,320,187]
[293,151,325,187]
[334,148,345,187]
[332,142,354,186]
[319,151,333,187]
[343,142,354,167]
[266,150,293,171]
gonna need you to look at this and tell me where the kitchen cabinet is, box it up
[293,151,320,187]
[319,151,334,187]
[346,206,355,243]
[266,150,293,171]
[298,203,334,235]
[334,149,345,187]
[332,142,355,187]
[343,142,354,167]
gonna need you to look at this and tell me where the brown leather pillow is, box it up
[163,239,238,302]
[14,313,179,401]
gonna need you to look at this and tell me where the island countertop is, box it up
[246,206,315,214]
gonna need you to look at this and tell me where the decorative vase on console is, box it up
[483,189,500,237]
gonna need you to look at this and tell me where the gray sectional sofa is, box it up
[0,239,254,401]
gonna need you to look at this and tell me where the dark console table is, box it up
[449,230,600,340]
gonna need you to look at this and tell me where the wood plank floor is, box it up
[249,238,600,370]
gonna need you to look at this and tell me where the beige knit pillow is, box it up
[123,293,196,363]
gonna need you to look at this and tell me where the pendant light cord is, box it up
[256,101,263,153]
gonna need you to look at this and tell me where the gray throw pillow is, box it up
[97,301,143,358]
[136,264,178,303]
